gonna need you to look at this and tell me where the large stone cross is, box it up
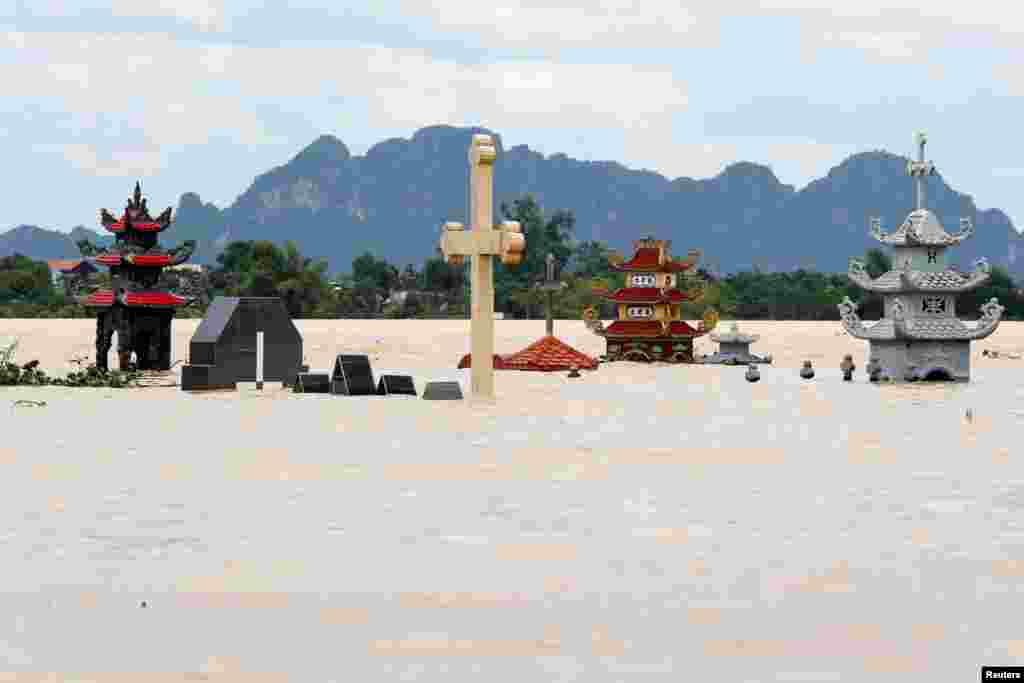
[439,133,525,401]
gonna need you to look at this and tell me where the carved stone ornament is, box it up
[890,298,906,320]
[849,257,867,278]
[838,296,860,325]
[980,297,1005,321]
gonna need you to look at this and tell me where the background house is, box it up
[46,259,98,295]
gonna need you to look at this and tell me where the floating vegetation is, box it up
[0,339,141,388]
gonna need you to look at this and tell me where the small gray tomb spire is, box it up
[907,131,936,211]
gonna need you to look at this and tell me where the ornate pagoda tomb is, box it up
[78,182,196,371]
[704,321,772,365]
[838,133,1004,382]
[584,238,716,363]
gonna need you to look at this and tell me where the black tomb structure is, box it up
[181,297,303,391]
[331,355,377,396]
[377,374,417,396]
[295,372,331,393]
[422,381,464,400]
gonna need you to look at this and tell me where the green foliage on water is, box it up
[0,339,140,388]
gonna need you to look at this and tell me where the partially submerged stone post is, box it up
[439,134,526,401]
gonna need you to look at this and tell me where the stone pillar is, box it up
[95,312,113,371]
[116,309,132,371]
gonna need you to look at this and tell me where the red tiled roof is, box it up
[126,291,186,306]
[92,253,178,267]
[83,291,115,306]
[617,247,660,268]
[604,320,702,337]
[83,289,186,307]
[602,287,692,303]
[127,254,175,266]
[503,335,598,371]
[457,353,513,370]
[610,248,697,273]
[102,220,169,233]
[47,259,84,271]
[457,337,598,372]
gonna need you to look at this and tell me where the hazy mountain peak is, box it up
[290,134,351,166]
[716,161,791,190]
[4,125,1019,273]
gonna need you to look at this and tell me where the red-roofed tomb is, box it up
[77,182,196,371]
[584,238,716,363]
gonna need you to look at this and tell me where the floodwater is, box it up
[1,360,1023,681]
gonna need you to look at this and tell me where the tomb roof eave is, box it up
[870,209,972,247]
[82,289,188,308]
[603,320,707,338]
[601,287,693,303]
[609,260,696,273]
[847,267,991,293]
[710,332,760,344]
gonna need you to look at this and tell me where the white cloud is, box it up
[754,0,1023,30]
[2,2,1020,222]
[753,0,1024,61]
[47,62,91,88]
[27,0,225,31]
[628,137,854,188]
[0,30,689,178]
[359,51,687,131]
[2,32,282,166]
[49,142,163,178]
[992,63,1024,96]
[760,138,857,186]
[4,30,25,49]
[819,31,923,60]
[389,0,1024,58]
[394,0,708,49]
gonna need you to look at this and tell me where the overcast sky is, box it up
[2,1,1022,233]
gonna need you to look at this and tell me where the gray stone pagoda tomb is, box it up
[838,132,1005,382]
[703,321,771,365]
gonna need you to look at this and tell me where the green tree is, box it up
[863,248,892,279]
[494,194,576,317]
[422,256,461,292]
[212,239,337,318]
[960,265,1024,320]
[570,240,615,279]
[352,251,399,293]
[0,254,54,303]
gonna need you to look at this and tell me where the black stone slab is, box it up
[422,380,463,400]
[377,374,417,396]
[331,354,376,396]
[180,364,236,391]
[295,372,330,394]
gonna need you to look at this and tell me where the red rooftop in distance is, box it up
[503,335,598,371]
[457,335,599,372]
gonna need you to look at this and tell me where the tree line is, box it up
[2,194,1023,321]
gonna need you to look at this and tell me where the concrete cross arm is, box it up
[469,134,497,166]
[440,220,524,266]
[498,220,525,265]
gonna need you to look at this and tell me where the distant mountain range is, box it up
[0,225,114,261]
[3,125,1021,277]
